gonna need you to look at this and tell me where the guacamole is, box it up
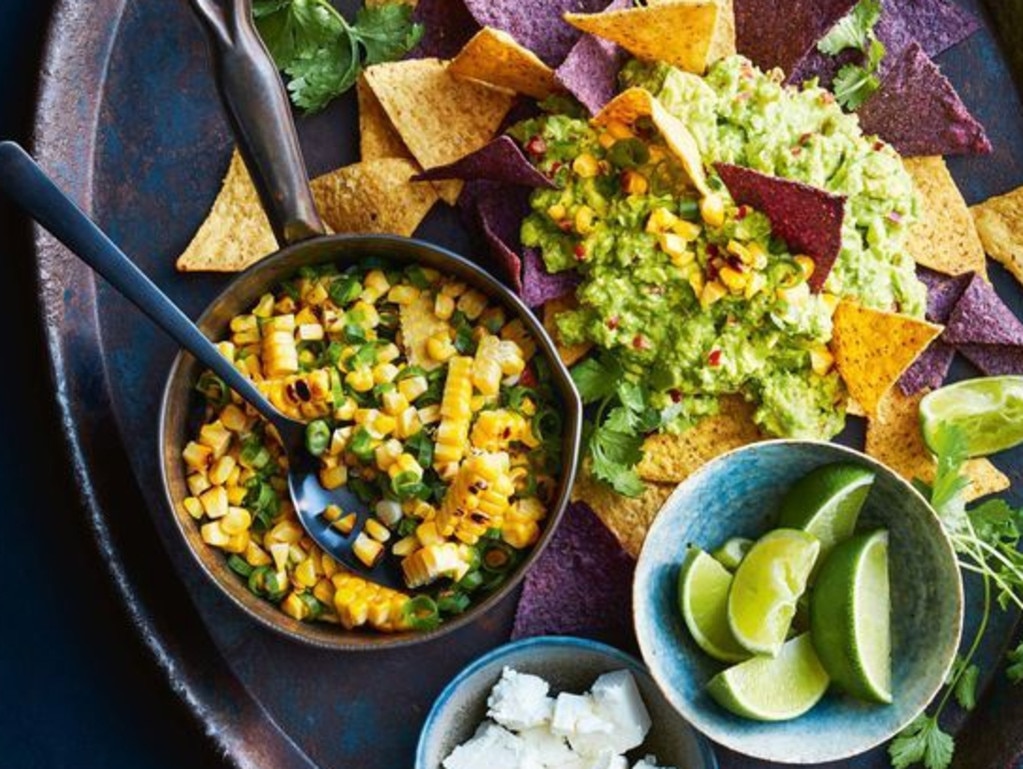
[512,55,923,442]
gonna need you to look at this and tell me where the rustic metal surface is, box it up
[30,0,1023,767]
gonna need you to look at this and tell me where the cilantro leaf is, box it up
[948,656,979,711]
[571,357,621,404]
[926,423,971,532]
[889,715,955,769]
[969,498,1020,546]
[818,0,883,55]
[353,3,424,65]
[284,35,358,112]
[589,425,646,497]
[832,63,881,111]
[1008,641,1023,684]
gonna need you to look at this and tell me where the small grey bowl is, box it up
[415,635,718,769]
[633,440,963,764]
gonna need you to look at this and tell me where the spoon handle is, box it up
[0,141,286,429]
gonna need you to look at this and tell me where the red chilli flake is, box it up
[525,136,547,157]
[708,349,722,366]
[606,315,620,330]
[633,335,651,350]
[669,389,683,403]
[735,205,749,220]
[573,243,588,260]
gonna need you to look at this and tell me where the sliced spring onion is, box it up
[403,595,441,631]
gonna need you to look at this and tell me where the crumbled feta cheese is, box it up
[632,755,679,769]
[588,670,652,755]
[551,692,614,739]
[582,749,629,769]
[442,722,523,769]
[487,667,555,731]
[518,726,577,768]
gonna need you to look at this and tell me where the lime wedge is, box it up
[711,537,753,571]
[810,529,892,704]
[920,376,1023,457]
[677,547,750,663]
[727,529,820,656]
[777,463,875,561]
[706,633,830,721]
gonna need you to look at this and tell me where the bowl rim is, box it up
[632,438,964,764]
[414,634,720,769]
[157,233,583,651]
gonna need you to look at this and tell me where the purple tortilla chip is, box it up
[895,0,979,60]
[409,0,479,59]
[554,0,630,115]
[916,266,973,324]
[475,183,532,292]
[898,340,956,395]
[522,248,581,307]
[512,502,635,647]
[736,0,858,77]
[944,273,1023,346]
[715,163,846,292]
[462,0,614,67]
[960,344,1023,377]
[857,42,990,156]
[413,136,556,188]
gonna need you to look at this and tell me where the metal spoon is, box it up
[0,141,407,589]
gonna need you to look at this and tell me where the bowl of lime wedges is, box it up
[632,440,962,764]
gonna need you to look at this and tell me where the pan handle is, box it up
[189,0,326,246]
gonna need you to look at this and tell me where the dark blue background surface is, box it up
[0,2,226,766]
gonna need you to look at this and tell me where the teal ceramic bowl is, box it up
[416,636,718,769]
[633,440,963,764]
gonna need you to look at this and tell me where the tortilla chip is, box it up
[706,0,736,62]
[399,291,449,370]
[831,300,942,417]
[565,0,719,74]
[943,272,1023,346]
[412,136,554,188]
[592,88,710,195]
[866,389,1009,502]
[847,397,866,417]
[409,0,480,59]
[362,58,515,205]
[176,150,278,272]
[571,469,675,558]
[554,0,629,117]
[543,294,592,367]
[523,248,581,308]
[475,183,530,292]
[356,76,411,162]
[736,0,857,77]
[449,27,561,100]
[904,156,987,277]
[972,185,1023,288]
[959,344,1023,377]
[897,340,956,395]
[637,396,762,482]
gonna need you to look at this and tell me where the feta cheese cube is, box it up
[588,670,652,754]
[442,722,523,769]
[551,692,619,757]
[519,726,577,768]
[487,667,555,731]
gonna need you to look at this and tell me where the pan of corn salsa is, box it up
[164,240,581,645]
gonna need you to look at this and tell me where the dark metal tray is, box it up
[31,1,1023,767]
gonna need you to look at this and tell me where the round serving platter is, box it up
[30,0,1023,767]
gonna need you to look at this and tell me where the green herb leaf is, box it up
[832,63,881,111]
[949,656,979,711]
[926,422,971,531]
[570,356,620,403]
[817,0,883,55]
[353,3,424,65]
[889,715,955,769]
[589,424,646,497]
[1008,641,1023,684]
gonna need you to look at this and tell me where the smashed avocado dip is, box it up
[509,55,924,495]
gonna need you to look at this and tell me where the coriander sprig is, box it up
[817,0,886,111]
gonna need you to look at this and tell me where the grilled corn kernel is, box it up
[375,439,403,470]
[319,463,348,490]
[572,152,600,178]
[658,233,693,266]
[434,292,455,320]
[199,486,229,519]
[440,280,467,298]
[209,455,237,486]
[700,280,727,308]
[365,518,391,543]
[199,422,232,459]
[186,471,212,497]
[182,497,204,520]
[456,289,488,320]
[397,375,428,402]
[392,535,419,558]
[373,362,399,384]
[221,506,252,535]
[794,255,816,280]
[387,284,419,305]
[333,512,358,535]
[700,193,725,227]
[546,203,567,221]
[574,205,595,235]
[718,265,749,293]
[245,541,273,567]
[201,521,229,547]
[418,404,441,424]
[345,367,374,393]
[268,518,303,544]
[620,169,648,195]
[353,532,385,568]
[294,557,318,588]
[646,207,679,234]
[809,344,835,376]
[322,504,343,523]
[426,333,456,362]
[220,404,248,432]
[361,270,390,303]
[416,520,445,547]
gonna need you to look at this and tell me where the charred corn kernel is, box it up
[435,452,512,544]
[183,441,212,472]
[387,453,423,481]
[245,541,272,567]
[672,218,702,240]
[296,323,324,342]
[457,289,488,320]
[281,593,307,621]
[334,397,357,421]
[216,341,237,361]
[220,403,248,432]
[433,292,456,321]
[208,455,236,486]
[418,404,441,424]
[230,314,258,334]
[546,202,567,221]
[254,293,277,318]
[427,333,456,362]
[395,407,422,439]
[262,332,299,377]
[574,205,595,235]
[659,233,694,266]
[606,119,634,140]
[350,300,380,328]
[319,463,348,490]
[373,362,399,384]
[294,557,318,588]
[268,518,303,544]
[305,281,329,306]
[361,270,390,303]
[471,409,528,451]
[726,240,752,263]
[333,512,357,535]
[500,319,537,360]
[365,518,391,543]
[201,521,229,547]
[313,579,335,606]
[199,486,229,519]
[226,484,247,505]
[353,532,385,568]
[322,504,343,523]
[274,294,296,314]
[572,152,600,178]
[346,367,374,392]
[375,499,403,527]
[402,542,471,588]
[502,519,540,549]
[387,283,420,305]
[794,255,816,280]
[392,535,419,558]
[199,422,232,458]
[646,207,679,233]
[746,241,769,269]
[434,356,473,466]
[744,272,767,299]
[700,280,727,308]
[320,553,338,577]
[221,506,252,535]
[620,169,648,195]
[809,344,835,376]
[409,500,435,520]
[398,375,429,402]
[295,306,318,325]
[375,439,403,470]
[182,497,204,520]
[416,520,445,547]
[185,468,212,495]
[718,265,749,293]
[700,193,725,227]
[821,292,840,315]
[440,279,467,298]
[329,426,351,455]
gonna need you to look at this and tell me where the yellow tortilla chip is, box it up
[357,75,412,162]
[971,184,1023,288]
[566,0,719,74]
[648,0,734,63]
[449,28,560,100]
[178,153,437,272]
[362,58,515,205]
[572,469,675,558]
[310,158,438,236]
[637,396,762,482]
[832,300,942,417]
[592,87,710,195]
[399,290,449,370]
[866,389,1009,502]
[904,156,987,277]
[543,294,592,367]
[176,150,278,272]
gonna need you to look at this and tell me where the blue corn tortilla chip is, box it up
[409,0,480,59]
[413,136,556,188]
[917,266,972,324]
[462,0,615,67]
[553,0,630,115]
[735,0,857,76]
[960,344,1023,377]
[715,163,846,292]
[897,268,971,395]
[512,501,636,647]
[474,182,531,292]
[857,42,990,156]
[893,0,979,60]
[944,272,1023,346]
[897,340,955,395]
[522,248,581,307]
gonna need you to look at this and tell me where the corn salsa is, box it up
[180,260,562,632]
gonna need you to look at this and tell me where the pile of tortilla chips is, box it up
[173,0,1023,581]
